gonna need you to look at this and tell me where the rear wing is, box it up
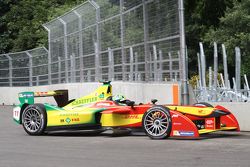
[18,90,68,107]
[18,81,112,107]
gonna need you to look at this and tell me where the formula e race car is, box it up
[13,82,240,139]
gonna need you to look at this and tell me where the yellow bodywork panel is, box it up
[167,106,214,117]
[101,114,143,127]
[198,129,217,134]
[64,84,112,110]
[47,107,96,126]
[198,127,238,134]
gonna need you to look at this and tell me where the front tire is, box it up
[142,106,172,139]
[22,104,47,135]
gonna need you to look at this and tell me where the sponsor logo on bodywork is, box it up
[206,120,214,125]
[198,110,205,114]
[173,130,195,136]
[123,115,142,119]
[60,113,79,117]
[99,93,104,99]
[65,118,71,123]
[72,97,98,105]
[205,119,215,129]
[72,118,80,122]
[19,93,33,98]
[61,118,80,124]
[172,114,179,118]
[173,122,182,126]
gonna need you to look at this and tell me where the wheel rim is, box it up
[144,110,170,137]
[23,108,42,133]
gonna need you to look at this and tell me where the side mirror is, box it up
[151,99,158,104]
[126,100,135,107]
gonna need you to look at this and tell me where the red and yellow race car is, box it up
[13,82,240,139]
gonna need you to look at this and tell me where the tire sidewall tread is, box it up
[22,104,47,135]
[142,105,172,139]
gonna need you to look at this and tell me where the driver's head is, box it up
[112,94,126,102]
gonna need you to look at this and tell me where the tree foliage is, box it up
[204,0,250,76]
[0,0,85,53]
[184,0,234,76]
[0,0,249,79]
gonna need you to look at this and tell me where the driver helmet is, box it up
[112,94,126,102]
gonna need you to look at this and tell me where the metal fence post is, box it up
[197,53,201,87]
[87,70,91,82]
[169,52,173,81]
[199,42,206,88]
[94,42,100,81]
[42,26,52,85]
[70,54,76,83]
[179,0,189,104]
[129,47,134,81]
[74,10,84,83]
[199,42,207,101]
[43,47,50,85]
[232,77,238,101]
[26,51,33,86]
[244,74,249,90]
[209,66,212,90]
[220,73,226,88]
[5,55,12,86]
[159,50,163,82]
[185,45,188,79]
[134,52,138,81]
[222,44,229,89]
[58,57,61,83]
[213,42,218,101]
[59,18,69,83]
[143,0,150,82]
[149,52,152,81]
[244,74,250,98]
[208,66,212,101]
[153,45,158,81]
[108,47,114,81]
[36,76,39,86]
[120,0,126,81]
[235,47,241,90]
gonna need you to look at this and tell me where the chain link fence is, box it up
[0,0,182,86]
[0,47,49,86]
[43,0,181,84]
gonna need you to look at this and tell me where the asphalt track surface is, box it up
[1,106,250,167]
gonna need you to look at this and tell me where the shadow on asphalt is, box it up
[169,132,243,141]
[43,129,246,140]
[45,129,140,138]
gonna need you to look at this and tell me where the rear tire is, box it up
[22,104,47,135]
[142,106,172,139]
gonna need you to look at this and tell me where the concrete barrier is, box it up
[211,102,250,131]
[0,82,181,105]
[1,83,249,131]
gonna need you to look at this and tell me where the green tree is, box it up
[0,0,85,54]
[204,0,250,76]
[185,0,234,76]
